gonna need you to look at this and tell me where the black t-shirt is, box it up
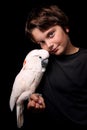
[37,48,87,127]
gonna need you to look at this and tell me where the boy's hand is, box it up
[27,93,46,110]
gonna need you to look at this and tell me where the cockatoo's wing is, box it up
[9,70,39,111]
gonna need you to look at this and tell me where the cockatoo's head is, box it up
[23,49,50,72]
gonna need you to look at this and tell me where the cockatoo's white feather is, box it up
[9,49,49,128]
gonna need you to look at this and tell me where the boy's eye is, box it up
[37,41,45,45]
[48,31,55,38]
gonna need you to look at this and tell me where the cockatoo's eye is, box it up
[39,56,42,59]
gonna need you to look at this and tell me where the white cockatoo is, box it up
[9,49,49,128]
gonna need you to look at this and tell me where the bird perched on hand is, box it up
[9,49,49,128]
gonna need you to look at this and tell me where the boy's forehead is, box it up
[32,28,45,41]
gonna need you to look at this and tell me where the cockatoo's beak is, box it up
[41,58,49,68]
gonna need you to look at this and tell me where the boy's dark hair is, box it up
[25,5,69,41]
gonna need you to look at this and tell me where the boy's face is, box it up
[31,25,70,55]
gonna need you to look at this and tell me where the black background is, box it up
[2,0,87,129]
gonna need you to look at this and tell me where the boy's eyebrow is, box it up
[46,28,54,33]
[35,27,56,42]
[46,26,56,33]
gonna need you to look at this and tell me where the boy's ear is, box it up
[66,28,69,33]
